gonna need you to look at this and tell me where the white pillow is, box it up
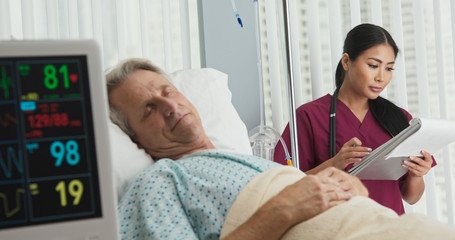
[109,68,252,199]
[109,121,153,200]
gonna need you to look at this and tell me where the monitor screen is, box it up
[0,40,118,239]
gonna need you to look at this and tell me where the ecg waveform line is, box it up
[0,188,24,218]
[0,65,13,99]
[0,113,17,127]
[0,147,23,178]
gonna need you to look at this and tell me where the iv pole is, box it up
[282,0,300,169]
[249,0,292,164]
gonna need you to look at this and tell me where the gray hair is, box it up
[105,58,170,137]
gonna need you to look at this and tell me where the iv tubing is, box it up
[279,135,292,166]
[253,0,265,126]
[230,0,243,27]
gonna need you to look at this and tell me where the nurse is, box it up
[274,23,435,215]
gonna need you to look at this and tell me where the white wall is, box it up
[198,0,262,131]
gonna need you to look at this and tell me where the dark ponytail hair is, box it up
[335,23,409,136]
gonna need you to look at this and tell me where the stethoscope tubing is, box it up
[329,89,339,158]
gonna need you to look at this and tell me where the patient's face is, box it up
[109,69,206,159]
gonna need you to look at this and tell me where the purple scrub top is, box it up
[274,94,436,215]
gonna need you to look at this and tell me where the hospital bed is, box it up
[109,66,455,239]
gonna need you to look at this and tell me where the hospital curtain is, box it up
[258,0,455,227]
[0,0,200,72]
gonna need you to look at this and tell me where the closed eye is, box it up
[163,87,175,97]
[143,104,155,119]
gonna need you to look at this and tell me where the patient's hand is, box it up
[222,167,368,240]
[269,167,364,226]
[319,167,369,198]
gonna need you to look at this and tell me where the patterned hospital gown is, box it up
[117,150,280,240]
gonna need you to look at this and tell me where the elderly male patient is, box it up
[107,58,454,240]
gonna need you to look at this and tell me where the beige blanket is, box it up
[220,166,455,239]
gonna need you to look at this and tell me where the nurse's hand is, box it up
[330,137,372,170]
[402,150,432,177]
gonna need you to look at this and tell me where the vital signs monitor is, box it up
[0,40,119,239]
